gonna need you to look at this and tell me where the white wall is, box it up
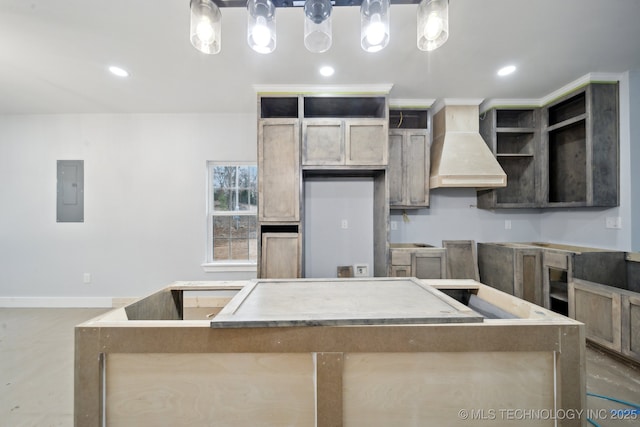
[0,113,257,304]
[389,188,541,246]
[0,77,636,304]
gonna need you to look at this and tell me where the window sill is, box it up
[201,262,257,273]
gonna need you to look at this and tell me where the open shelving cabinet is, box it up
[542,83,619,207]
[478,108,540,208]
[477,82,619,209]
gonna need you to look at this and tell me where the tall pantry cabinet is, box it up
[257,98,303,278]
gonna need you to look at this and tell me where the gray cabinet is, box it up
[388,129,430,208]
[477,243,543,306]
[257,118,302,279]
[569,279,621,353]
[260,231,302,279]
[258,119,300,222]
[542,82,619,207]
[258,94,390,278]
[621,293,640,362]
[477,82,619,208]
[302,119,344,165]
[569,277,640,364]
[302,119,387,167]
[389,244,447,279]
[477,109,540,209]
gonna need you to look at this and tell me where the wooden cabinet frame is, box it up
[569,278,622,352]
[388,129,430,208]
[621,293,640,361]
[258,119,300,222]
[302,118,388,168]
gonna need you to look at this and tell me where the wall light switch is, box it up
[391,221,398,230]
[505,220,512,230]
[83,273,91,284]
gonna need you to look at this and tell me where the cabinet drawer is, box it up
[543,251,569,270]
[391,250,412,266]
[390,266,412,277]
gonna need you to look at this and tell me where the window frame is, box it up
[202,161,258,272]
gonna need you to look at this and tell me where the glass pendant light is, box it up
[360,0,390,53]
[417,0,449,51]
[190,0,222,54]
[247,0,276,54]
[304,0,332,53]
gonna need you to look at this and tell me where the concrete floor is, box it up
[1,308,639,426]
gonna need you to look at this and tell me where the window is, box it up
[204,162,257,271]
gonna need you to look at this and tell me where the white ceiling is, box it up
[1,0,639,114]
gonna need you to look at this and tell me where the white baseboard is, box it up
[0,297,114,308]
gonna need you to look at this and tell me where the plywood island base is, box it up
[75,279,586,427]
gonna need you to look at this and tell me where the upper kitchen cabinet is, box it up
[301,96,388,168]
[477,108,540,209]
[542,82,619,207]
[258,118,300,222]
[388,109,431,208]
[477,82,619,209]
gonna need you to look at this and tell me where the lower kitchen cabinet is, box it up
[260,231,301,279]
[621,293,640,361]
[389,244,447,279]
[569,278,640,364]
[541,249,571,316]
[569,278,621,352]
[477,243,543,306]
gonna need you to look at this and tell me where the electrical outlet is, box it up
[83,273,91,284]
[605,217,622,229]
[341,219,348,229]
[353,264,369,277]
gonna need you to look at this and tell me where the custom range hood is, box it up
[429,100,507,189]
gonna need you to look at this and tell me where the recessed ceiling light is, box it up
[319,66,334,77]
[108,66,129,77]
[497,65,516,77]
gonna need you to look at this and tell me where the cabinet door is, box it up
[261,232,301,278]
[570,279,621,352]
[302,119,344,165]
[258,119,300,222]
[412,250,447,279]
[406,131,430,206]
[389,130,430,208]
[516,250,542,306]
[621,293,640,363]
[345,120,388,166]
[388,132,404,205]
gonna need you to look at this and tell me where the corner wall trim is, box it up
[0,297,113,308]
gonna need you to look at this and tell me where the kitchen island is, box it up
[75,278,585,426]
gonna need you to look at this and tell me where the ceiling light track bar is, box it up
[191,0,447,55]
